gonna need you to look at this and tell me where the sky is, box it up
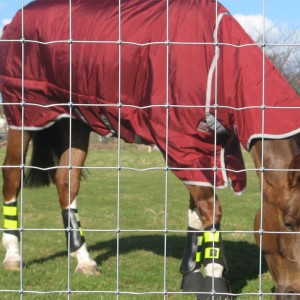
[0,0,300,42]
[222,0,300,43]
[222,0,300,27]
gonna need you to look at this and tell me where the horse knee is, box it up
[55,171,80,208]
[186,185,222,228]
[55,171,68,190]
[2,168,22,201]
[55,172,67,200]
[2,129,31,200]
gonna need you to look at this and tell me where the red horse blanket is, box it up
[1,0,300,194]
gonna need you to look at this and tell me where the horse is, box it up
[1,0,300,299]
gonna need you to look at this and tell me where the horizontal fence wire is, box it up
[0,0,299,299]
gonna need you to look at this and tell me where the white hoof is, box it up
[2,260,21,271]
[75,263,101,276]
[71,243,100,276]
[2,233,21,271]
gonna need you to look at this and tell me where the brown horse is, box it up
[1,0,300,299]
[2,118,300,299]
[252,137,300,299]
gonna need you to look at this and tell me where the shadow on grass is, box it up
[92,235,268,294]
[27,234,268,294]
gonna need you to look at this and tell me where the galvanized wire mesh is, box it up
[0,0,299,299]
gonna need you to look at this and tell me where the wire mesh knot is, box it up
[210,227,217,234]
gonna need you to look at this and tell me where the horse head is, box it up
[255,153,300,298]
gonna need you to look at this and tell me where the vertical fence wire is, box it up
[117,0,122,298]
[20,0,25,298]
[212,1,220,298]
[163,0,170,298]
[67,0,73,298]
[0,0,299,299]
[258,0,266,298]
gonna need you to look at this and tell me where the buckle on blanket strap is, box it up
[206,112,228,135]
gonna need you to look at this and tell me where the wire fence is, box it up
[0,0,299,299]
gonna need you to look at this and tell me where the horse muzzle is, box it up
[275,288,300,300]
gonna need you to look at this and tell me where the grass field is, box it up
[0,139,274,299]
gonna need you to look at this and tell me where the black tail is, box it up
[25,124,62,188]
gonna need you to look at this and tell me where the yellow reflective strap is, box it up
[3,206,17,217]
[4,219,18,229]
[198,236,203,246]
[196,251,201,263]
[79,227,84,236]
[204,247,220,259]
[204,231,220,243]
[77,212,84,236]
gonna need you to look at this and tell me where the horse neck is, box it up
[250,136,300,196]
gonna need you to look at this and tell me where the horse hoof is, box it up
[197,276,232,300]
[182,271,205,292]
[2,261,21,271]
[75,265,101,276]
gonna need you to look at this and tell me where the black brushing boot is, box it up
[180,227,205,293]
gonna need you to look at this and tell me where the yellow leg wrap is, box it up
[3,202,19,239]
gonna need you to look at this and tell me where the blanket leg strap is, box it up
[180,227,204,292]
[62,208,85,253]
[198,224,231,300]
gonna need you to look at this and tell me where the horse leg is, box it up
[2,129,31,270]
[55,120,100,275]
[180,185,230,300]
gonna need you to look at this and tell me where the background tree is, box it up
[255,28,300,95]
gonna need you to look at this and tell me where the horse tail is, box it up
[25,125,61,188]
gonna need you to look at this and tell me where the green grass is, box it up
[0,141,274,299]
